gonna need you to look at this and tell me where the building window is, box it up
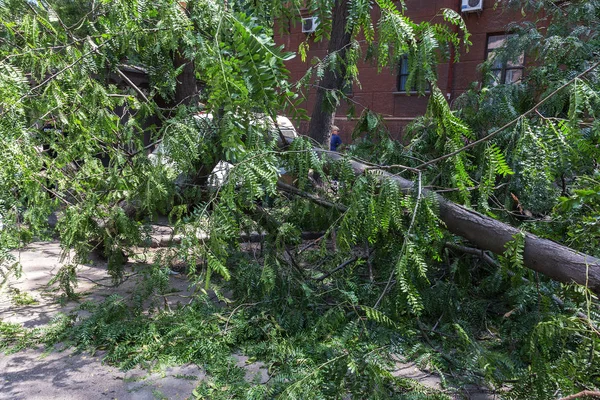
[486,34,524,85]
[396,55,429,93]
[397,55,411,92]
[342,80,353,96]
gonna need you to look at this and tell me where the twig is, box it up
[416,319,459,365]
[365,163,421,174]
[276,181,348,212]
[416,319,488,380]
[223,301,265,332]
[10,40,110,108]
[445,242,498,268]
[87,37,166,123]
[297,234,325,255]
[416,59,600,170]
[428,182,508,194]
[285,248,306,279]
[366,242,373,282]
[281,352,349,397]
[374,171,422,308]
[31,174,73,206]
[314,256,359,282]
[77,272,138,288]
[163,295,173,312]
[114,66,150,103]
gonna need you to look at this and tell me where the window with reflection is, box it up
[397,55,411,92]
[486,34,524,85]
[396,55,429,92]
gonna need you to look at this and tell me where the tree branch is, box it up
[559,390,600,400]
[277,181,348,212]
[314,256,359,281]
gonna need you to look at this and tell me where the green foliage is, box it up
[0,283,451,398]
[293,0,471,118]
[498,232,525,273]
[1,0,600,399]
[479,143,513,212]
[551,174,600,257]
[9,288,38,306]
[48,263,79,299]
[0,254,21,293]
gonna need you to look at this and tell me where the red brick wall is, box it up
[276,0,528,143]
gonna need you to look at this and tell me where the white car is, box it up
[149,113,298,187]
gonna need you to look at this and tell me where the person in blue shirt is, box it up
[330,125,342,151]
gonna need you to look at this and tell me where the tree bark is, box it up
[306,0,352,145]
[173,1,198,107]
[173,51,198,106]
[318,151,600,293]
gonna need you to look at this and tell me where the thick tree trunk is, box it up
[172,2,198,107]
[173,51,198,106]
[319,152,600,293]
[438,200,600,292]
[306,0,352,145]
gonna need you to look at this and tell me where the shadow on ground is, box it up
[0,240,268,400]
[1,240,499,399]
[0,347,205,400]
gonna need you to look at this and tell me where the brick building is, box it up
[276,0,527,142]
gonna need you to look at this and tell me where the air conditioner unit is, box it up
[461,0,483,13]
[302,17,319,34]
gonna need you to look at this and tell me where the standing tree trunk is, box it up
[306,0,352,145]
[173,2,198,108]
[173,51,198,106]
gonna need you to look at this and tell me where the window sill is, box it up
[392,91,431,96]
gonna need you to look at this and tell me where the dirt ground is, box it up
[0,240,499,399]
[0,241,268,400]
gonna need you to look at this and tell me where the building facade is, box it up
[276,0,527,142]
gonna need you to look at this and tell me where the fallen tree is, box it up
[309,150,600,294]
[3,2,600,397]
